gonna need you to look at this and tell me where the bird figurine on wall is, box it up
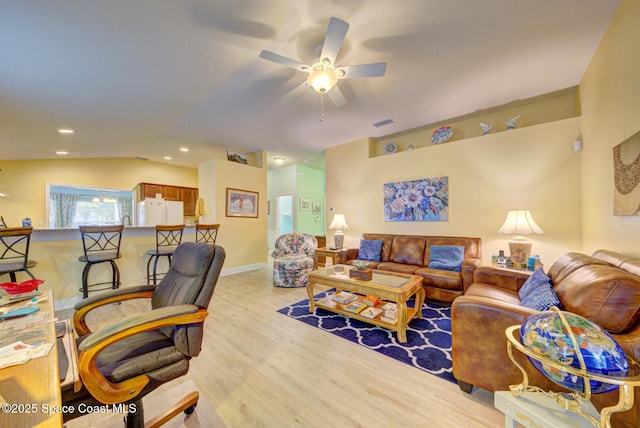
[505,115,521,130]
[480,122,493,136]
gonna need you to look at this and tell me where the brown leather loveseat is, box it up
[341,233,482,302]
[451,250,640,428]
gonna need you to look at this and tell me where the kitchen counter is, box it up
[31,225,195,242]
[26,225,196,305]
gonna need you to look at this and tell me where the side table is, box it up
[314,247,344,269]
[494,391,600,428]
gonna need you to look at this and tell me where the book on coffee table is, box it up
[343,301,367,314]
[332,291,357,304]
[360,307,383,319]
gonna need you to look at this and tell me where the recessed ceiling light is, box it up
[273,157,285,164]
[163,156,172,160]
[179,147,189,152]
[58,128,74,134]
[56,151,68,155]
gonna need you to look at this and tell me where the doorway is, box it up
[276,194,293,237]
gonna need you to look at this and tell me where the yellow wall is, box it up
[198,158,267,270]
[375,87,579,154]
[326,117,583,266]
[580,0,640,257]
[0,158,198,227]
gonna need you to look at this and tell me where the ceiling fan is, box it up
[259,17,387,108]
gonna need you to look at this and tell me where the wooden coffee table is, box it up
[307,265,425,343]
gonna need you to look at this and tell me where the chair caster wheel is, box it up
[184,403,197,415]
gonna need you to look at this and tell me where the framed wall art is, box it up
[312,201,322,214]
[226,188,259,218]
[383,176,449,221]
[614,129,640,215]
[300,198,311,211]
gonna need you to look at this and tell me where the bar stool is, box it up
[195,223,220,244]
[0,226,37,282]
[146,224,184,284]
[78,225,123,299]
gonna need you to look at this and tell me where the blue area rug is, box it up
[277,290,455,383]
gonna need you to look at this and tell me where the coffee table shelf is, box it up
[308,265,425,343]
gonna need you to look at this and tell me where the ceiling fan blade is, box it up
[320,17,349,66]
[328,85,347,108]
[259,50,310,73]
[282,81,309,100]
[337,62,387,79]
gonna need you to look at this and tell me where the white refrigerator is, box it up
[137,198,184,226]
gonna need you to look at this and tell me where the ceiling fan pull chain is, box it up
[320,93,325,122]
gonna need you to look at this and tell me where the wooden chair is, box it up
[195,223,219,244]
[0,226,37,282]
[78,225,123,299]
[146,224,184,284]
[62,242,226,427]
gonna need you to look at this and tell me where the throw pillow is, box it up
[520,283,562,311]
[358,239,384,262]
[428,245,465,272]
[518,268,552,300]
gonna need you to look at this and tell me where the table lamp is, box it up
[498,210,544,266]
[329,214,349,249]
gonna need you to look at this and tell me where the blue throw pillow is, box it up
[519,268,552,300]
[358,239,383,262]
[428,245,465,272]
[520,283,562,311]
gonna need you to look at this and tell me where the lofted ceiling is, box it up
[0,1,621,170]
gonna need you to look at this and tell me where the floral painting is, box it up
[384,177,448,221]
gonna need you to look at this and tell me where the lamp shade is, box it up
[498,210,544,235]
[329,214,349,231]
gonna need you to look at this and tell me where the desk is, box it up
[0,290,68,427]
[494,391,600,428]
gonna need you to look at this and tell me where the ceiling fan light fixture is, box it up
[308,68,338,93]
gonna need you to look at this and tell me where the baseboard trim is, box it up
[54,262,269,311]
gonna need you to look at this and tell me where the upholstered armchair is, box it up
[62,242,225,427]
[272,232,317,287]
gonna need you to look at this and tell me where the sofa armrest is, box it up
[451,295,551,392]
[471,266,530,293]
[341,248,359,264]
[461,258,482,292]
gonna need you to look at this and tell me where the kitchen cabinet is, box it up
[181,187,199,217]
[136,183,199,216]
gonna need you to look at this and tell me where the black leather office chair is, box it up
[0,226,37,282]
[62,242,225,427]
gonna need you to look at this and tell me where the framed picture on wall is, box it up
[312,201,322,214]
[300,198,311,211]
[226,188,259,218]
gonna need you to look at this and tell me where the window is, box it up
[48,185,134,228]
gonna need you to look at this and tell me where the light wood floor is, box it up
[68,265,505,428]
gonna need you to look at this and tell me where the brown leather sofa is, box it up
[340,233,482,302]
[451,250,640,428]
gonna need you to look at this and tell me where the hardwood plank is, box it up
[64,265,504,427]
